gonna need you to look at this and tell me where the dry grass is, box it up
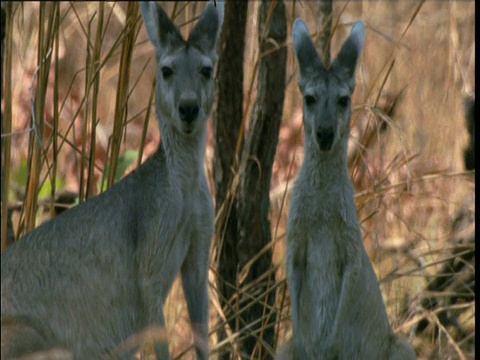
[1,1,475,359]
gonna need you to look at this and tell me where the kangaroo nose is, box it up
[316,126,334,151]
[179,101,200,124]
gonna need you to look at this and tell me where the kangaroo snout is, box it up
[316,126,334,151]
[179,100,200,124]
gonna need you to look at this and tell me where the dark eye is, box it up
[161,66,173,79]
[338,96,350,108]
[304,95,316,106]
[201,66,213,79]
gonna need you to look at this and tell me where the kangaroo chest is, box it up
[136,173,213,302]
[290,185,358,343]
[175,186,212,247]
[300,213,346,330]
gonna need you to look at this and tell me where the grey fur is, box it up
[1,2,223,359]
[277,19,415,360]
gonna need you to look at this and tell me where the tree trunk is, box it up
[235,1,286,356]
[213,0,248,357]
[315,0,332,67]
[214,0,287,358]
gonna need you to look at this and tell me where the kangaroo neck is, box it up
[301,137,351,189]
[159,122,207,186]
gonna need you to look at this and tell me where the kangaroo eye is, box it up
[161,66,173,79]
[201,66,213,79]
[338,96,350,108]
[304,95,316,106]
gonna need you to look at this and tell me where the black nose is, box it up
[179,101,200,124]
[316,126,334,151]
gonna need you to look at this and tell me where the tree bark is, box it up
[213,0,248,357]
[235,1,286,358]
[315,0,332,67]
[214,0,287,358]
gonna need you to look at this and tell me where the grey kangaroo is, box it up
[1,2,223,359]
[276,19,415,360]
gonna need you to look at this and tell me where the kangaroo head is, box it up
[141,1,224,136]
[293,19,365,154]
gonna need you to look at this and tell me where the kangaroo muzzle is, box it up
[316,125,334,151]
[179,100,200,125]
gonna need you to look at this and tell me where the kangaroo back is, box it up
[1,2,223,359]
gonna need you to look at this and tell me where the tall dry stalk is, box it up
[23,2,59,233]
[1,2,13,251]
[106,2,141,190]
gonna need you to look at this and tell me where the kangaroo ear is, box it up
[332,21,365,82]
[140,1,183,51]
[292,19,323,76]
[189,1,224,53]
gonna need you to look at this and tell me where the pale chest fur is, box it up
[133,153,214,301]
[287,176,361,346]
[175,175,214,247]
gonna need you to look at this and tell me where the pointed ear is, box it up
[332,21,365,81]
[188,1,224,53]
[140,1,183,51]
[292,19,323,77]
